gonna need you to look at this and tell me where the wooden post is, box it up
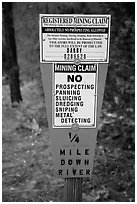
[64,178,82,202]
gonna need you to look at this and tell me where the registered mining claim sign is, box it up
[40,15,111,63]
[53,63,98,128]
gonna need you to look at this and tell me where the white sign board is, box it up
[40,14,110,178]
[40,15,111,63]
[53,63,98,128]
[40,63,108,177]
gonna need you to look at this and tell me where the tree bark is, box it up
[3,2,22,106]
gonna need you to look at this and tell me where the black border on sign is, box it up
[106,16,111,62]
[41,17,44,62]
[52,63,98,129]
[40,15,111,63]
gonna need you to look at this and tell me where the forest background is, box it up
[2,2,135,202]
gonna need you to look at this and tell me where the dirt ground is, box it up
[2,81,64,202]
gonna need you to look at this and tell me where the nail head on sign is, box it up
[74,58,81,65]
[71,123,79,131]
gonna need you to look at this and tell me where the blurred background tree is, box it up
[3,2,22,106]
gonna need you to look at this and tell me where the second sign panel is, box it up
[52,63,98,128]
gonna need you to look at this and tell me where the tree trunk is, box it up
[3,2,22,106]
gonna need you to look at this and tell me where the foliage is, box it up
[100,2,135,151]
